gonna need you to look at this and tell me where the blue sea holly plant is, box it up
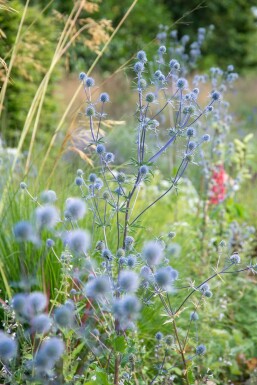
[1,46,256,385]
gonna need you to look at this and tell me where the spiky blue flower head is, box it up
[170,30,177,38]
[211,90,221,101]
[12,293,27,314]
[117,172,126,184]
[115,186,124,196]
[138,78,147,89]
[31,314,52,334]
[166,266,179,280]
[202,134,210,142]
[168,231,176,239]
[159,74,166,82]
[190,311,199,321]
[0,332,17,361]
[186,127,195,137]
[85,77,95,87]
[127,255,136,268]
[140,265,152,279]
[169,59,180,70]
[89,173,97,183]
[38,337,65,361]
[196,344,206,355]
[105,152,115,163]
[134,61,144,73]
[119,271,139,292]
[143,241,163,266]
[102,248,112,260]
[20,181,27,189]
[79,72,87,81]
[125,235,134,250]
[155,267,175,289]
[13,221,36,243]
[199,283,209,294]
[116,248,125,258]
[35,205,59,229]
[75,177,83,186]
[230,252,240,264]
[155,331,163,341]
[102,190,110,200]
[77,168,84,176]
[176,78,188,89]
[96,144,105,155]
[65,198,86,221]
[28,292,48,314]
[145,92,155,103]
[40,190,57,204]
[165,335,173,346]
[86,106,95,117]
[95,178,103,190]
[188,141,196,151]
[100,92,110,103]
[96,240,105,251]
[204,290,213,298]
[55,305,74,328]
[154,70,162,78]
[119,257,127,265]
[85,276,111,298]
[137,50,147,62]
[139,165,149,176]
[158,45,166,54]
[46,238,55,248]
[118,295,141,317]
[227,64,234,72]
[66,229,91,254]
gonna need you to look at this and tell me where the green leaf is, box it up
[113,336,126,353]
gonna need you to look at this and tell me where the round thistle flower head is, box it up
[140,265,152,279]
[196,344,206,355]
[96,144,105,155]
[168,231,176,239]
[127,255,136,268]
[117,172,126,184]
[211,90,221,101]
[55,305,74,328]
[20,181,27,190]
[190,311,199,321]
[227,64,234,72]
[41,190,57,203]
[230,252,240,264]
[219,240,226,248]
[119,271,139,292]
[105,152,115,163]
[134,61,144,73]
[200,283,210,294]
[89,173,97,183]
[0,332,17,361]
[166,266,179,280]
[143,241,163,266]
[115,186,124,196]
[188,141,196,151]
[158,45,166,54]
[169,59,180,70]
[13,221,36,243]
[207,105,214,112]
[35,205,59,229]
[116,248,125,258]
[138,78,147,89]
[125,235,135,250]
[28,292,48,314]
[100,92,110,103]
[46,238,55,248]
[145,92,155,103]
[155,267,176,289]
[85,77,95,87]
[39,337,65,360]
[165,335,173,346]
[66,229,91,254]
[31,314,52,334]
[86,106,95,117]
[137,50,147,62]
[96,240,105,251]
[158,74,166,82]
[79,72,86,81]
[186,127,195,137]
[120,295,141,317]
[75,177,83,186]
[176,78,188,89]
[95,178,103,190]
[119,257,127,265]
[204,290,213,298]
[154,70,162,78]
[65,198,87,221]
[85,276,111,298]
[155,331,163,341]
[102,248,112,260]
[77,169,84,176]
[202,134,210,142]
[12,293,27,314]
[102,190,110,200]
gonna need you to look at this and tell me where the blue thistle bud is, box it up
[38,337,65,361]
[176,78,188,89]
[102,190,110,200]
[86,106,95,117]
[40,190,57,203]
[168,231,176,239]
[200,283,209,293]
[102,248,112,260]
[119,271,139,292]
[140,265,151,279]
[77,169,84,176]
[89,173,97,183]
[230,252,240,264]
[12,293,27,314]
[65,198,87,221]
[219,240,226,248]
[55,305,74,328]
[134,61,144,73]
[169,59,180,70]
[20,181,27,189]
[155,331,163,341]
[143,241,163,266]
[139,78,147,89]
[137,50,147,62]
[79,72,87,81]
[158,45,166,54]
[46,238,55,248]
[188,141,196,151]
[207,105,214,112]
[119,257,127,265]
[116,248,125,258]
[202,134,210,142]
[35,205,59,229]
[145,92,155,103]
[127,255,136,268]
[100,92,110,103]
[13,221,36,243]
[117,172,126,184]
[66,229,91,254]
[159,74,166,82]
[190,311,199,321]
[85,77,95,87]
[154,70,162,78]
[96,144,105,155]
[165,335,173,346]
[125,235,134,250]
[85,276,111,298]
[0,332,17,361]
[227,65,234,72]
[196,344,206,355]
[115,186,124,196]
[31,314,52,334]
[105,152,115,163]
[75,177,83,186]
[186,127,195,137]
[204,290,213,298]
[211,91,221,101]
[28,292,48,314]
